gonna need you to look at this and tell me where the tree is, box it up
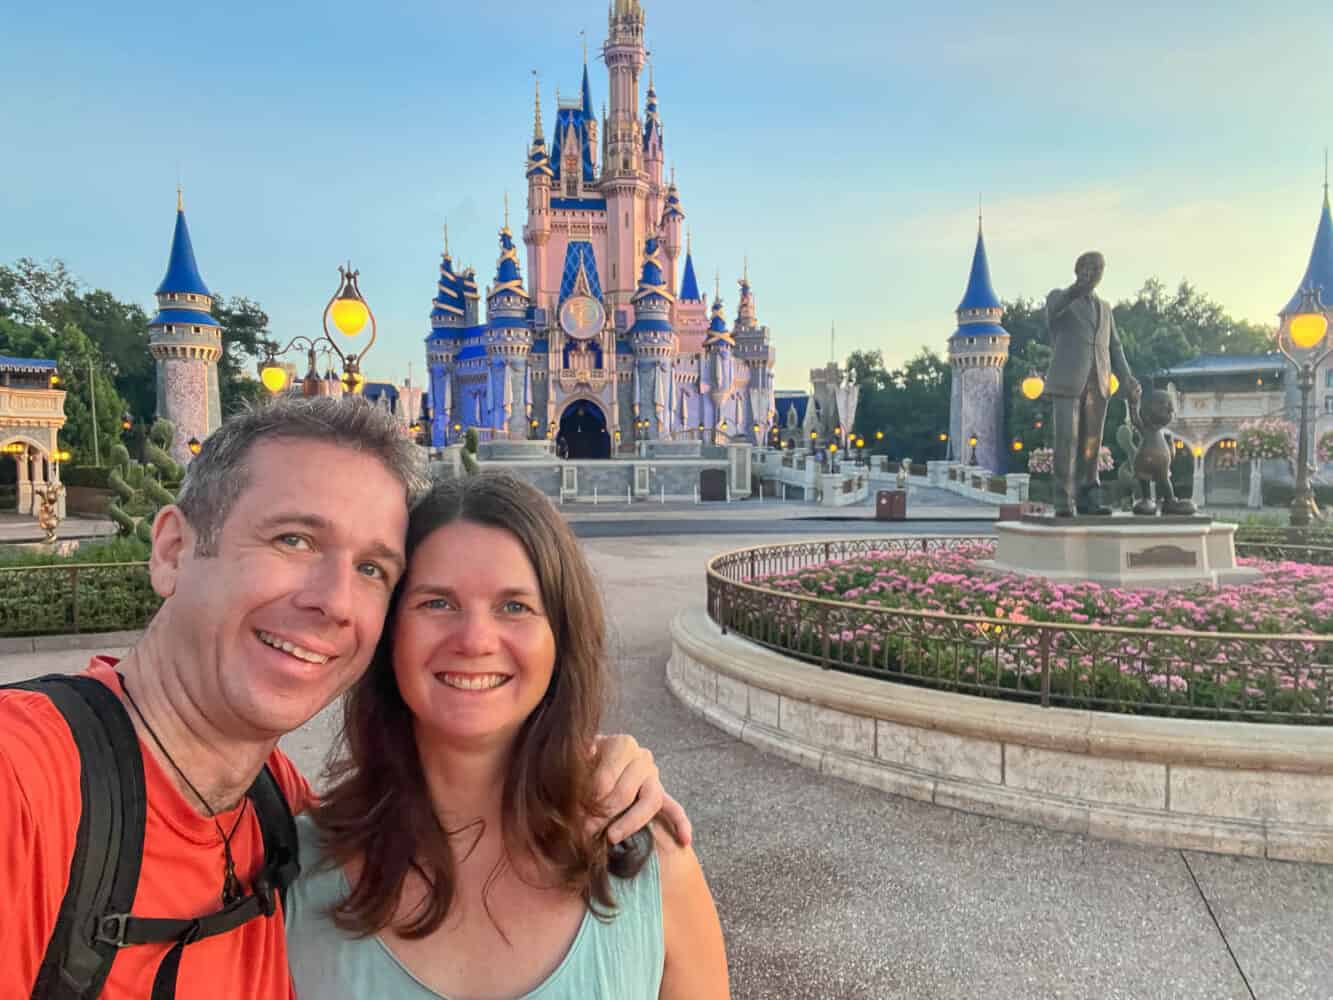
[852,348,952,461]
[845,348,889,391]
[212,297,270,416]
[0,258,79,327]
[51,290,154,419]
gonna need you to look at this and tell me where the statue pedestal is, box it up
[981,515,1261,589]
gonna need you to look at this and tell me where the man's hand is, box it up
[587,734,693,848]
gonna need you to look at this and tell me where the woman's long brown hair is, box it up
[311,471,649,938]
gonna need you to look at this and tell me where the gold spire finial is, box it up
[443,221,450,257]
[1325,147,1329,200]
[504,192,510,230]
[978,192,983,234]
[686,228,692,256]
[648,59,655,92]
[531,70,543,141]
[714,269,721,301]
[580,28,587,64]
[176,185,183,212]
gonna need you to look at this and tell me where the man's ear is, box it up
[148,505,193,599]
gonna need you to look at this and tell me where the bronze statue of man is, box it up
[1045,251,1140,516]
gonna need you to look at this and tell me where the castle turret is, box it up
[630,236,676,438]
[733,260,776,443]
[485,208,534,438]
[946,215,1010,471]
[643,68,665,209]
[426,226,465,444]
[659,170,684,294]
[524,77,555,308]
[582,55,598,176]
[147,189,222,463]
[602,0,647,306]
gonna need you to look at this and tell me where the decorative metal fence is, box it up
[706,538,1332,724]
[0,562,158,637]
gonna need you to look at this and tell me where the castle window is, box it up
[166,325,174,334]
[193,327,201,334]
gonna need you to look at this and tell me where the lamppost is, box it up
[1275,285,1331,528]
[968,434,979,466]
[258,264,378,397]
[938,431,949,459]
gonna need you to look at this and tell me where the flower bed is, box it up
[745,542,1332,721]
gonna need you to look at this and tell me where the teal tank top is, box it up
[284,816,665,999]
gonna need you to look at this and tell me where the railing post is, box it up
[1038,629,1052,706]
[820,604,831,670]
[749,550,756,582]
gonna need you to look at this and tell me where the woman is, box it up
[284,472,729,998]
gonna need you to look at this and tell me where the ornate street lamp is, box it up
[259,263,378,396]
[968,434,979,465]
[1276,285,1331,527]
[1020,372,1045,401]
[187,437,202,456]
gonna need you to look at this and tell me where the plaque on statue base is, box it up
[981,515,1261,589]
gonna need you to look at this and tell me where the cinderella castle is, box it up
[424,0,775,458]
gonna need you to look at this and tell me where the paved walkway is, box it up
[2,525,1328,998]
[0,512,118,545]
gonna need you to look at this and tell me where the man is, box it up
[0,396,686,998]
[1045,251,1141,516]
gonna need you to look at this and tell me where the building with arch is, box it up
[0,356,66,517]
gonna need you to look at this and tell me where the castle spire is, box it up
[956,222,1003,313]
[156,191,211,297]
[532,71,543,141]
[679,232,701,302]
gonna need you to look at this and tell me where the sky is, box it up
[2,0,1331,391]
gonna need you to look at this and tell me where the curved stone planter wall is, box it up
[669,608,1333,863]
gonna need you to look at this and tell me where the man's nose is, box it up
[295,559,357,626]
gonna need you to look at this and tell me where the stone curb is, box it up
[668,608,1333,864]
[0,630,144,656]
[671,609,1333,775]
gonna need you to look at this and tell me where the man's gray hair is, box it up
[176,396,425,556]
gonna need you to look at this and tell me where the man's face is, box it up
[1147,392,1174,427]
[1076,255,1105,289]
[152,438,408,741]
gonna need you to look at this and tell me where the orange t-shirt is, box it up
[0,658,313,999]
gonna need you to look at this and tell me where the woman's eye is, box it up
[502,600,533,615]
[421,598,452,610]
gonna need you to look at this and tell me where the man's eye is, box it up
[278,534,310,550]
[357,562,386,580]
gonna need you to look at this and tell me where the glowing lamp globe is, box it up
[938,433,948,443]
[1192,445,1204,459]
[1289,311,1328,350]
[1012,440,1024,452]
[330,296,370,337]
[187,437,202,456]
[1020,374,1044,400]
[57,449,72,462]
[260,364,289,393]
[875,430,884,441]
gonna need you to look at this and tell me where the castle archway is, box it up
[558,400,610,460]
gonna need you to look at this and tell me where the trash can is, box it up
[876,489,907,521]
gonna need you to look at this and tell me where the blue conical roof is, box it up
[155,208,211,297]
[489,226,529,300]
[1281,190,1333,315]
[680,251,701,301]
[956,227,1001,312]
[581,63,594,120]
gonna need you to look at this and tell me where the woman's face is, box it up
[392,520,557,749]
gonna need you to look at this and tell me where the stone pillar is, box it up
[16,445,32,515]
[1247,457,1262,509]
[1194,453,1207,510]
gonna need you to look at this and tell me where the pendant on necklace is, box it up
[222,857,244,906]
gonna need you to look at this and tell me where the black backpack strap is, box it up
[93,763,301,1000]
[5,674,146,1000]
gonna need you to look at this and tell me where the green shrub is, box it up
[60,466,112,489]
[1262,481,1333,508]
[0,558,158,636]
[0,536,151,566]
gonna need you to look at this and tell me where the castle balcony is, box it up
[1169,388,1286,423]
